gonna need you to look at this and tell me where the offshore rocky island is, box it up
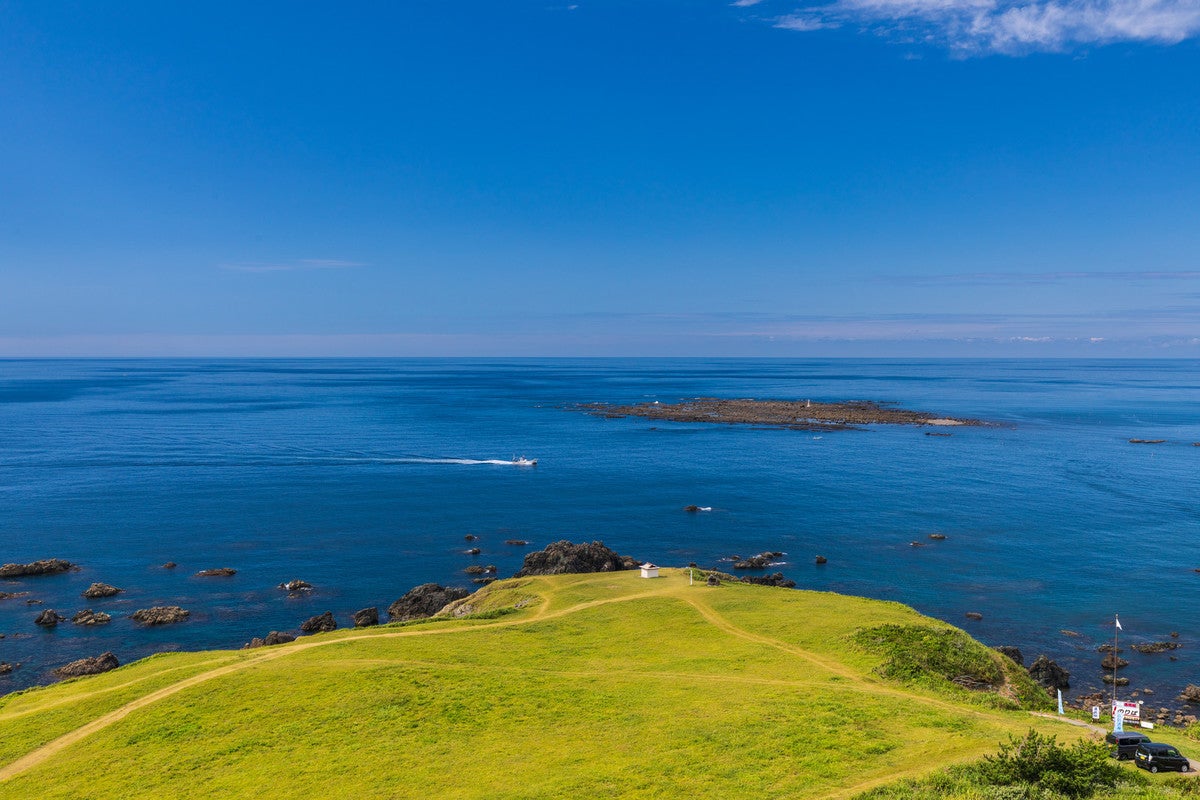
[577,397,985,431]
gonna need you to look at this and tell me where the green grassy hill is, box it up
[0,570,1192,799]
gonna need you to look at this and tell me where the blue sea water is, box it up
[1,358,1198,702]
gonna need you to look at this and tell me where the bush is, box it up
[977,730,1126,799]
[853,624,1003,687]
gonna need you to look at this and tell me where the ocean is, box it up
[1,358,1198,704]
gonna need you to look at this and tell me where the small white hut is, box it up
[640,562,660,578]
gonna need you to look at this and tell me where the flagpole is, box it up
[1112,613,1119,711]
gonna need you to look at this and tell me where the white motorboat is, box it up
[512,456,537,467]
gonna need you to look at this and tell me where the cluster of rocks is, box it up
[1131,641,1181,654]
[299,611,337,634]
[131,606,190,625]
[739,573,796,588]
[0,661,16,675]
[0,559,77,578]
[731,552,782,570]
[73,610,111,626]
[388,584,470,621]
[242,631,296,649]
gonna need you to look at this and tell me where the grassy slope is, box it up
[0,570,1190,799]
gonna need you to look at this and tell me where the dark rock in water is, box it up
[352,607,379,628]
[34,609,65,627]
[732,552,778,570]
[131,606,190,625]
[814,555,828,565]
[706,574,721,587]
[388,583,470,621]
[162,562,177,569]
[0,559,77,578]
[514,540,637,577]
[465,547,481,555]
[279,579,313,592]
[1171,631,1180,638]
[683,505,701,513]
[473,577,496,585]
[52,652,119,678]
[995,646,1023,667]
[465,565,487,575]
[73,609,111,625]
[82,582,122,599]
[1131,641,1181,654]
[243,631,297,649]
[1102,674,1130,686]
[1028,655,1070,692]
[740,572,795,588]
[1129,439,1165,444]
[928,533,947,540]
[964,612,983,621]
[909,541,925,548]
[1097,643,1121,653]
[300,611,337,633]
[1180,684,1200,704]
[25,599,43,605]
[1101,654,1129,670]
[196,567,236,577]
[0,591,30,600]
[0,662,15,675]
[504,539,529,546]
[484,565,497,573]
[464,534,478,541]
[1060,630,1081,637]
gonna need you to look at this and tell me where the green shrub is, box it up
[976,730,1127,798]
[853,624,1003,687]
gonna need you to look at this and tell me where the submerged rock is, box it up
[514,540,638,577]
[388,583,470,621]
[814,556,827,565]
[279,579,313,593]
[0,559,76,578]
[300,611,337,633]
[0,662,15,675]
[964,612,983,621]
[162,562,177,569]
[52,652,120,678]
[352,607,379,628]
[131,606,190,625]
[1131,641,1181,654]
[82,582,122,599]
[504,539,529,546]
[731,552,783,570]
[1028,655,1070,692]
[34,609,65,627]
[0,591,30,600]
[72,609,112,625]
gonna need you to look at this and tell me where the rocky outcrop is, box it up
[131,606,190,625]
[1028,655,1070,692]
[1131,641,1181,654]
[513,540,637,578]
[196,567,236,577]
[1180,684,1200,704]
[34,609,65,626]
[814,556,827,565]
[52,652,120,678]
[706,574,721,587]
[1102,674,1130,686]
[739,573,795,588]
[0,559,76,578]
[387,583,470,621]
[243,631,296,649]
[732,552,783,570]
[995,646,1023,667]
[82,582,122,599]
[1101,654,1129,670]
[964,612,983,621]
[352,607,379,627]
[73,609,111,625]
[0,662,15,675]
[300,611,337,633]
[0,591,30,600]
[279,579,313,592]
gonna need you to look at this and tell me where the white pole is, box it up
[689,568,694,586]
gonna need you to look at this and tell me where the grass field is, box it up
[0,570,1193,799]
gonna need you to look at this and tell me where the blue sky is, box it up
[1,0,1198,356]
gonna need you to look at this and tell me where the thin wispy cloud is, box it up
[220,259,365,274]
[768,0,1200,53]
[881,269,1200,285]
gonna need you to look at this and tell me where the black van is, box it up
[1106,731,1151,759]
[1134,742,1191,773]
